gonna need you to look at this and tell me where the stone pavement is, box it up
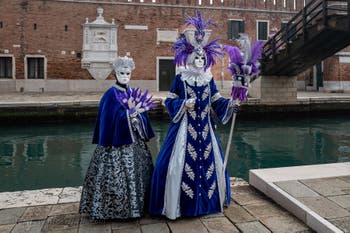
[0,178,313,233]
[276,176,350,232]
[250,163,350,233]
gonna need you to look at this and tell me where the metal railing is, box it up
[263,0,350,63]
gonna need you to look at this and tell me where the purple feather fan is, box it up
[114,87,154,114]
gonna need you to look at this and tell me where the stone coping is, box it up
[250,162,350,233]
[0,177,248,210]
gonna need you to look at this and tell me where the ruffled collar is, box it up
[178,66,212,86]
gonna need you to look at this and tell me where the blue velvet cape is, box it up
[92,85,154,147]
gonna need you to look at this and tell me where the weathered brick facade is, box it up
[1,0,348,92]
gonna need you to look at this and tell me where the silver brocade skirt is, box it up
[79,139,153,220]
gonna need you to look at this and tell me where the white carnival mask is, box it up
[194,54,205,68]
[116,67,132,85]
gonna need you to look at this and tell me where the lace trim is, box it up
[206,162,215,180]
[188,124,197,140]
[208,182,216,199]
[178,66,212,87]
[202,86,210,101]
[185,163,195,181]
[210,92,221,103]
[167,92,179,99]
[181,182,194,199]
[187,143,197,161]
[202,124,209,140]
[201,105,210,120]
[203,143,212,160]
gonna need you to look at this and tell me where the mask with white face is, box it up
[194,54,206,68]
[116,67,132,85]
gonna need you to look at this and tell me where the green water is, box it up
[0,116,350,192]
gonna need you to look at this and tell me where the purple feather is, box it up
[223,45,243,65]
[231,86,248,102]
[250,40,264,64]
[172,36,194,67]
[184,10,217,32]
[203,38,223,71]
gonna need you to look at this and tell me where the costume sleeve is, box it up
[165,74,186,123]
[92,88,133,147]
[210,78,235,125]
[136,111,155,141]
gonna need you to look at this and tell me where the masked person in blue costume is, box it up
[149,11,238,220]
[79,56,154,220]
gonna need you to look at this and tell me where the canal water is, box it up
[0,115,350,192]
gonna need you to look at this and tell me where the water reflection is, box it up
[0,116,349,192]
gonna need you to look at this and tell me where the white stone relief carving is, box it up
[82,7,118,80]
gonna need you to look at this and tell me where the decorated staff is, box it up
[223,35,264,171]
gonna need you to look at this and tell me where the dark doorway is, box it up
[158,59,175,91]
[316,62,323,90]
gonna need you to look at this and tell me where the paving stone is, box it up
[49,203,80,216]
[78,222,111,233]
[0,188,62,209]
[59,187,82,204]
[224,203,256,223]
[275,180,320,198]
[328,195,350,210]
[112,227,141,233]
[339,176,350,184]
[200,213,225,219]
[80,215,110,225]
[231,186,267,206]
[42,213,80,232]
[140,223,170,233]
[300,177,350,196]
[243,202,289,219]
[111,219,139,230]
[18,205,52,222]
[201,217,240,233]
[329,217,350,232]
[235,221,271,233]
[167,218,208,233]
[139,215,166,225]
[11,220,45,233]
[0,224,14,233]
[260,216,310,233]
[0,207,25,225]
[298,196,350,219]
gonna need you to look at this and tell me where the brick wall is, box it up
[0,0,310,91]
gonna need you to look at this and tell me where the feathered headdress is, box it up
[172,10,222,71]
[223,34,264,102]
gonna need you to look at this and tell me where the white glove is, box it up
[185,98,195,110]
[131,115,140,126]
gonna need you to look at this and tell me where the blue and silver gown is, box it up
[149,68,234,219]
[79,84,154,220]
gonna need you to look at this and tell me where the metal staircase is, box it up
[261,0,350,76]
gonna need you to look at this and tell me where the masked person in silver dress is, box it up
[79,56,154,220]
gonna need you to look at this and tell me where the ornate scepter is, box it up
[222,35,263,172]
